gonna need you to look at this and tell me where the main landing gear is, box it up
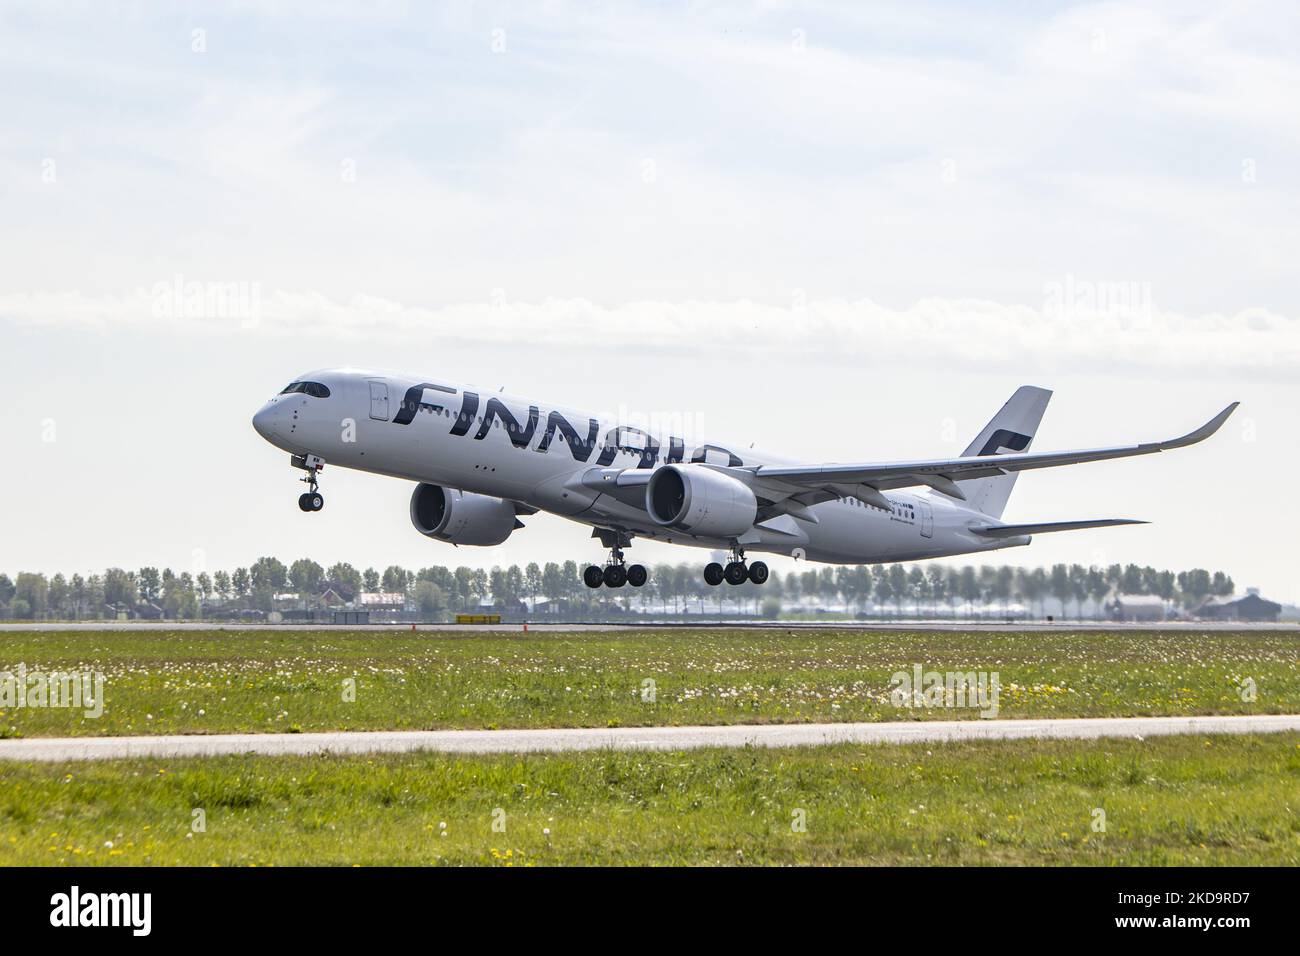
[293,454,326,512]
[704,547,768,587]
[585,530,647,589]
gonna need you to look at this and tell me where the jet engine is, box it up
[645,464,757,538]
[409,484,521,546]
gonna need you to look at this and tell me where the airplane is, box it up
[252,369,1237,590]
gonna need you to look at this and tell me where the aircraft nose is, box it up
[252,402,279,440]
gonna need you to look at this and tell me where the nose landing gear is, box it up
[584,529,647,589]
[292,454,326,512]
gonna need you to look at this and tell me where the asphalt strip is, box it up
[2,714,1297,762]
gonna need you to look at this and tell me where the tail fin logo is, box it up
[977,429,1032,457]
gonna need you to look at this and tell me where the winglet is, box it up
[1160,402,1239,450]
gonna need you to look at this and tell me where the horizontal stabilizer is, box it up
[971,518,1148,538]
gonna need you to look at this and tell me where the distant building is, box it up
[316,588,348,608]
[531,597,574,615]
[331,609,370,625]
[478,596,527,615]
[273,592,306,611]
[131,600,165,621]
[358,591,408,611]
[1107,593,1168,622]
[1196,588,1282,623]
[103,602,131,621]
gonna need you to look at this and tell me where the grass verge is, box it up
[2,732,1296,865]
[0,628,1295,737]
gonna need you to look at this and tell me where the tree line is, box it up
[0,559,1237,620]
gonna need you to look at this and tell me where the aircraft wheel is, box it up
[724,561,748,586]
[298,493,312,512]
[626,564,648,588]
[703,563,725,587]
[308,492,324,512]
[583,565,605,589]
[748,561,769,585]
[603,564,628,588]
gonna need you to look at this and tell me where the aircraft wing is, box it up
[969,518,1147,538]
[749,403,1238,502]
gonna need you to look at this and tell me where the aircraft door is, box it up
[368,380,390,421]
[919,500,933,538]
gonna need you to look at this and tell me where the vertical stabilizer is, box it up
[957,386,1052,518]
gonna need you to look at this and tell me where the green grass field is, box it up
[2,733,1296,865]
[0,628,1295,737]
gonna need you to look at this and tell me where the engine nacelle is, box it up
[409,484,520,546]
[645,464,757,538]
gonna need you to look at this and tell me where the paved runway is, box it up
[2,714,1296,762]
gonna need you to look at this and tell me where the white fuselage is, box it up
[252,367,1028,564]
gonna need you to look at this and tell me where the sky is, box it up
[1,0,1297,599]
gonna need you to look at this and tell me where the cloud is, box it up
[2,288,1293,379]
[3,2,1299,315]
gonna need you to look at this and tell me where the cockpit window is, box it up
[280,381,331,398]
